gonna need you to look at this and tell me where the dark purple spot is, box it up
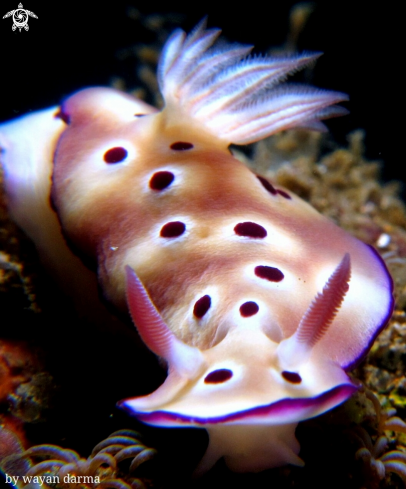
[257,176,277,195]
[234,222,267,239]
[193,295,211,319]
[104,147,128,164]
[160,221,186,238]
[255,266,284,282]
[282,371,302,384]
[277,189,291,200]
[170,141,194,151]
[204,369,233,384]
[239,301,259,317]
[149,171,175,190]
[54,108,70,124]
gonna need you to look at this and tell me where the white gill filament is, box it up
[157,19,348,144]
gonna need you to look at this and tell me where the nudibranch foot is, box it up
[194,423,303,475]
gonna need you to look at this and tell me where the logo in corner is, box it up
[3,3,38,32]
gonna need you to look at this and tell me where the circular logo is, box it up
[12,9,28,29]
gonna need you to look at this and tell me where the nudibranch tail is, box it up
[125,267,206,379]
[277,253,351,369]
[158,18,348,144]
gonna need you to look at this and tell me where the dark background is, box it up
[0,2,402,188]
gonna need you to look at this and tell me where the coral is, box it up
[0,340,33,404]
[361,310,406,422]
[0,429,157,489]
[0,426,31,478]
[252,129,406,310]
[0,338,54,446]
[349,390,406,488]
[0,168,41,315]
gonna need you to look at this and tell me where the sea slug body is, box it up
[0,19,394,474]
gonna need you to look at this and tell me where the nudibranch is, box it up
[0,20,394,474]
